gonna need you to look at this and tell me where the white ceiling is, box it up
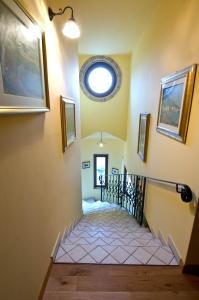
[70,0,158,54]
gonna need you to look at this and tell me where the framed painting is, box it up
[157,64,197,143]
[112,167,119,175]
[137,113,150,162]
[82,161,90,169]
[0,0,50,114]
[60,96,76,152]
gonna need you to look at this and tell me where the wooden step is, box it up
[42,264,199,300]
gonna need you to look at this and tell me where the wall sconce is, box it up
[97,132,105,148]
[48,6,80,39]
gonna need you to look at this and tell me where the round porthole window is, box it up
[80,56,121,102]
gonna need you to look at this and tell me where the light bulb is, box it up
[99,142,104,148]
[62,19,80,39]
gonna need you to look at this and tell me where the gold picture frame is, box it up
[137,113,150,162]
[112,167,119,175]
[157,64,197,143]
[60,96,76,152]
[82,161,90,169]
[0,0,50,114]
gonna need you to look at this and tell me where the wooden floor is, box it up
[42,263,199,300]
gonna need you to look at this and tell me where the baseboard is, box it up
[37,258,53,300]
[158,230,167,246]
[62,212,83,242]
[51,213,83,262]
[147,224,182,264]
[61,226,69,243]
[149,226,156,238]
[83,197,97,202]
[50,232,61,261]
[168,235,181,264]
[38,212,83,298]
[183,264,199,276]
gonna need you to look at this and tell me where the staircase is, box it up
[55,201,179,265]
[100,173,192,225]
[53,173,192,265]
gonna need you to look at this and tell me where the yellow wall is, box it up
[80,54,130,140]
[0,1,82,299]
[81,137,125,200]
[125,0,199,262]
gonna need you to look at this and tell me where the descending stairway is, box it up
[55,201,179,265]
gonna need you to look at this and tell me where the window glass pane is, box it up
[88,67,113,94]
[96,157,106,186]
[80,56,121,102]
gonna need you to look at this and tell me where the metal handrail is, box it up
[99,173,192,226]
[100,173,193,203]
[128,174,192,203]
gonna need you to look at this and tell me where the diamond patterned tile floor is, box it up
[55,201,179,265]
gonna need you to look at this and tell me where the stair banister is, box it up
[99,173,193,225]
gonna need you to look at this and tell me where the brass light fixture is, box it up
[97,132,104,148]
[48,6,80,39]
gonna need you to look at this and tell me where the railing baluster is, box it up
[117,174,120,206]
[99,172,192,226]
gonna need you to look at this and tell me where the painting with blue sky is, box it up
[0,0,43,99]
[160,83,184,128]
[157,64,196,143]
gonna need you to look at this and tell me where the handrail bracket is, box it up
[176,184,192,203]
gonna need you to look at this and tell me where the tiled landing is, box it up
[55,201,179,265]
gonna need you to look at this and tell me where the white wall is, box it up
[81,137,125,200]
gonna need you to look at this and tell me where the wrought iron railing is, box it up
[99,174,192,225]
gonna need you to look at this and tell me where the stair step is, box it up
[54,201,178,266]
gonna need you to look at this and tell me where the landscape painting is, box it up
[60,96,76,152]
[82,161,90,169]
[157,64,197,143]
[137,113,150,162]
[112,168,119,175]
[0,0,49,113]
[65,102,76,146]
[160,83,184,128]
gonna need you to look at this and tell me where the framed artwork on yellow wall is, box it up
[157,64,197,143]
[137,113,150,162]
[60,96,76,152]
[0,0,50,114]
[112,167,119,175]
[82,161,90,169]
